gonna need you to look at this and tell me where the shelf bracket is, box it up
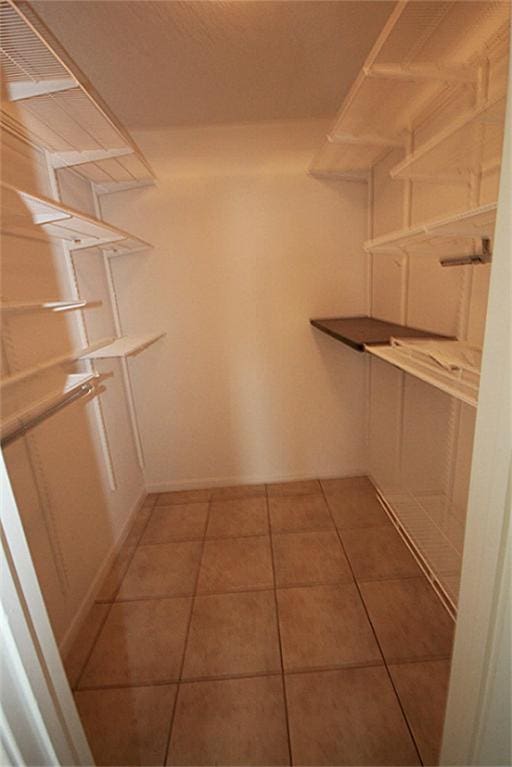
[440,238,492,267]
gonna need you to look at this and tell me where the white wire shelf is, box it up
[366,343,479,407]
[0,0,155,195]
[390,95,507,181]
[0,299,87,313]
[364,202,497,254]
[80,333,166,360]
[1,183,152,255]
[309,0,510,176]
[377,488,462,614]
[1,372,96,444]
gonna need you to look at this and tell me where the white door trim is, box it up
[0,452,93,766]
[440,29,511,767]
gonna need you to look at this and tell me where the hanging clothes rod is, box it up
[1,381,95,448]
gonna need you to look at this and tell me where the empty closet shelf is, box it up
[366,344,479,407]
[0,1,155,194]
[1,372,97,446]
[309,1,509,177]
[1,184,152,254]
[390,96,507,181]
[364,203,498,254]
[80,333,165,359]
[310,316,447,352]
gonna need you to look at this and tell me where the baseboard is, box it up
[146,469,369,493]
[59,486,147,657]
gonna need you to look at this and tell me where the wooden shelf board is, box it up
[310,316,448,352]
[80,333,165,359]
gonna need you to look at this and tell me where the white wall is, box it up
[1,127,145,649]
[101,119,369,490]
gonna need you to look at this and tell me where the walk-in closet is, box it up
[1,2,510,766]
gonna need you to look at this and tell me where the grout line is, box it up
[73,654,453,694]
[162,494,213,765]
[266,485,293,767]
[100,575,430,606]
[318,482,425,767]
[137,531,271,548]
[355,573,427,584]
[73,500,156,690]
[77,678,181,693]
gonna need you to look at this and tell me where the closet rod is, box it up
[1,381,95,448]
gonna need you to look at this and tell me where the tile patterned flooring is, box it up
[65,477,454,766]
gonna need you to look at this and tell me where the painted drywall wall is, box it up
[101,119,369,489]
[1,128,145,647]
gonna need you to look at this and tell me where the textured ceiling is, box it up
[31,1,393,129]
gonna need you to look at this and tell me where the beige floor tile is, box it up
[206,496,268,538]
[326,489,391,529]
[64,604,110,688]
[341,525,420,581]
[197,535,273,593]
[141,503,208,544]
[117,541,202,600]
[321,476,374,494]
[277,584,380,671]
[272,531,353,587]
[124,506,153,547]
[267,479,320,496]
[182,591,280,679]
[142,493,159,508]
[360,577,455,663]
[389,659,451,765]
[286,666,420,766]
[96,544,136,602]
[76,684,176,766]
[269,495,333,534]
[210,483,266,500]
[80,597,191,687]
[167,675,289,766]
[157,489,211,505]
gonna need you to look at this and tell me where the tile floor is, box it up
[65,477,454,766]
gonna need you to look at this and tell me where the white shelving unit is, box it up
[80,333,165,360]
[366,344,479,408]
[0,0,155,195]
[0,0,163,470]
[376,489,462,617]
[1,184,152,254]
[309,0,509,179]
[364,202,497,254]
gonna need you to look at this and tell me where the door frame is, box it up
[440,30,511,767]
[1,31,510,767]
[1,451,93,765]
